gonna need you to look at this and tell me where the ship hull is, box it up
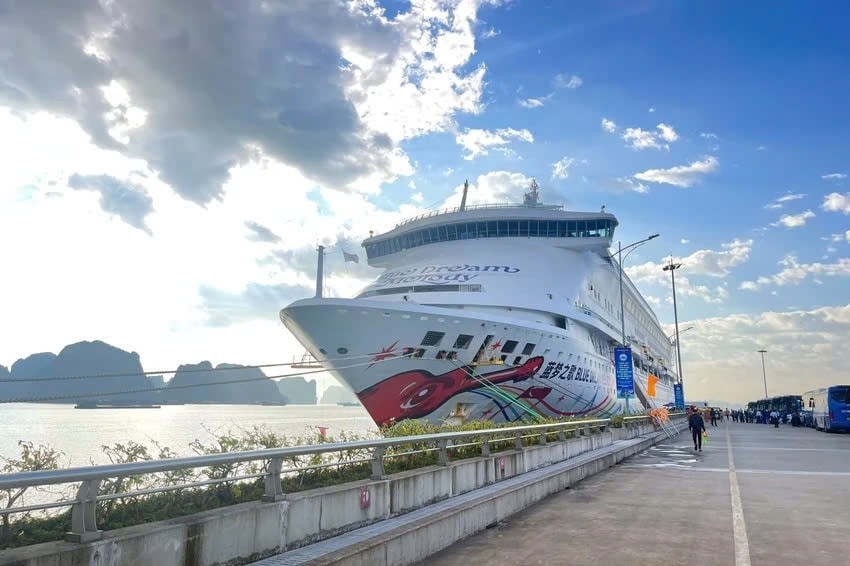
[281,298,674,428]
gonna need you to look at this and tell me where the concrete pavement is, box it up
[426,422,850,566]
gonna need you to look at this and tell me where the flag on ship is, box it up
[343,251,359,263]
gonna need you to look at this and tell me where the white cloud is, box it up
[519,97,546,109]
[680,239,690,244]
[772,209,815,228]
[699,132,718,139]
[625,239,752,303]
[764,192,805,210]
[821,173,847,180]
[552,157,576,180]
[621,123,679,150]
[1,1,499,203]
[648,107,656,113]
[455,127,534,160]
[482,27,500,39]
[823,232,850,243]
[601,118,617,133]
[739,255,850,291]
[656,123,678,143]
[822,192,850,214]
[441,171,535,208]
[676,304,850,403]
[554,74,583,89]
[614,177,649,194]
[634,156,719,188]
[756,145,767,151]
[0,0,512,378]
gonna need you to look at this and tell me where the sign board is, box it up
[359,486,371,509]
[673,383,685,410]
[614,347,635,399]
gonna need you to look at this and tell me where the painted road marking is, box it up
[727,426,751,566]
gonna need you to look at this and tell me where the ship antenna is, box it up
[523,178,540,206]
[459,179,469,211]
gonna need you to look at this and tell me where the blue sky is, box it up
[1,0,848,402]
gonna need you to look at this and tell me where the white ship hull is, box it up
[281,183,677,427]
[281,298,674,427]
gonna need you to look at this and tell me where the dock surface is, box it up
[426,422,849,566]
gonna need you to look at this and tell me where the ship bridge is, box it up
[362,181,618,265]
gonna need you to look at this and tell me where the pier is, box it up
[2,418,847,566]
[428,422,850,566]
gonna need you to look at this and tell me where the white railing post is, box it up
[481,434,491,457]
[371,446,386,479]
[514,430,524,451]
[65,479,102,543]
[438,439,449,466]
[262,457,285,502]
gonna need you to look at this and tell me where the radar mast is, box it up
[523,179,541,206]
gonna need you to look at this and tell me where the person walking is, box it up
[689,409,706,452]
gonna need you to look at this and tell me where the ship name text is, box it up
[373,264,521,287]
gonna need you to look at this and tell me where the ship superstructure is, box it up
[280,180,676,427]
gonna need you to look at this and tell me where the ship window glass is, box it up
[502,340,518,353]
[364,215,619,259]
[453,334,474,349]
[522,343,536,355]
[421,331,445,347]
[513,355,523,365]
[518,220,529,237]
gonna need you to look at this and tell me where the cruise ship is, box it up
[280,180,677,428]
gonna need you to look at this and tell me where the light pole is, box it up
[662,258,683,385]
[758,349,768,399]
[614,233,660,413]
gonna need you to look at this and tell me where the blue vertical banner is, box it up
[673,383,685,409]
[614,347,634,399]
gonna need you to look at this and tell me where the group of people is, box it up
[687,404,804,451]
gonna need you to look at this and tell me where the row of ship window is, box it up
[366,218,617,259]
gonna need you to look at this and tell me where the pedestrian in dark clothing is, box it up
[689,410,706,451]
[710,409,718,427]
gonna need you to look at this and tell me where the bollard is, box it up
[481,434,491,457]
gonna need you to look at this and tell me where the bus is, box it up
[747,395,802,419]
[803,386,850,432]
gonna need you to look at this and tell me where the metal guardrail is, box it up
[0,416,666,543]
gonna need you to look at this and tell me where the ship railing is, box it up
[391,202,564,230]
[574,302,620,334]
[0,416,663,543]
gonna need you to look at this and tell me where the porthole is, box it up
[337,347,348,355]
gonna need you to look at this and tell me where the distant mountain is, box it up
[1,341,287,405]
[3,341,156,404]
[276,376,317,404]
[320,385,360,405]
[165,362,285,405]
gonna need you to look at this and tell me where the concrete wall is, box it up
[0,420,673,566]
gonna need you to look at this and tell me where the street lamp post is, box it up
[615,233,660,413]
[758,349,768,399]
[663,258,684,385]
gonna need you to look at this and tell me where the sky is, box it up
[1,0,849,403]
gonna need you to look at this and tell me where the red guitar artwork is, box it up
[358,356,545,427]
